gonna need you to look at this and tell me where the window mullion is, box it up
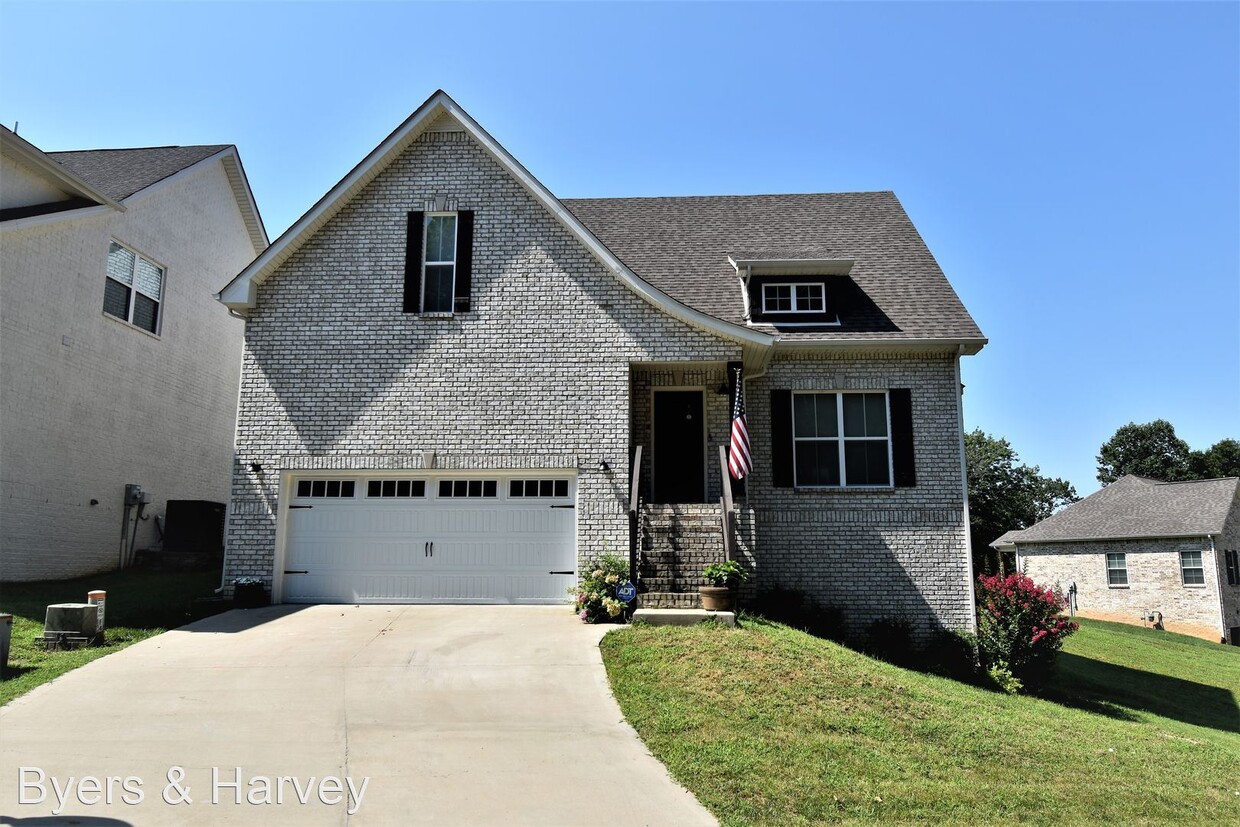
[836,393,847,486]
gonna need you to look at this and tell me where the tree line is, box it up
[967,420,1239,573]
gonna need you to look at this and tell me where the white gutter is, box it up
[1209,534,1227,641]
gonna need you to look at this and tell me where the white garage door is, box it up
[281,474,577,604]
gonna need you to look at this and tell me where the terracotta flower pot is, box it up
[699,585,735,612]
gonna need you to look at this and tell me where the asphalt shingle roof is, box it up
[48,145,229,201]
[994,475,1240,546]
[563,192,984,341]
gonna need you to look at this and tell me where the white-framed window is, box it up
[792,391,891,487]
[1106,552,1128,587]
[422,212,457,313]
[438,479,497,498]
[509,479,570,498]
[1180,550,1205,586]
[366,479,427,498]
[295,479,356,498]
[104,241,164,334]
[762,282,825,314]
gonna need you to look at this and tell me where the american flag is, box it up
[728,365,752,480]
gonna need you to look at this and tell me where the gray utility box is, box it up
[44,603,100,641]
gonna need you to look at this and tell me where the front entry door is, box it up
[652,390,705,503]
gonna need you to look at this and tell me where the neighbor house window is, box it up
[762,282,825,314]
[792,391,891,487]
[104,241,163,333]
[1226,549,1239,586]
[1106,552,1128,586]
[1180,550,1205,586]
[422,213,457,313]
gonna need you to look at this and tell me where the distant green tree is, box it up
[1187,438,1240,479]
[1096,420,1191,485]
[965,429,1078,574]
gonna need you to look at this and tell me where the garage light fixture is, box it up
[250,463,263,474]
[597,459,611,473]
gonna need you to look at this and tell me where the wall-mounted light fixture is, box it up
[598,459,611,473]
[90,499,99,506]
[250,463,263,474]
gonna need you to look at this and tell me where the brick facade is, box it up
[1019,538,1228,641]
[1,161,254,580]
[224,125,976,639]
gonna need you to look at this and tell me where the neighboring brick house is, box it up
[217,90,986,640]
[994,475,1240,643]
[1,126,267,580]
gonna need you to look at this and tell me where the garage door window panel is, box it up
[296,479,356,498]
[438,479,498,498]
[367,479,427,498]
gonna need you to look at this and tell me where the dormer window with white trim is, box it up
[762,282,825,314]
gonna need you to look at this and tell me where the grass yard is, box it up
[601,617,1240,826]
[1,567,226,706]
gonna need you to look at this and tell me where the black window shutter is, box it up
[453,210,474,313]
[770,389,793,488]
[890,388,916,487]
[403,211,425,313]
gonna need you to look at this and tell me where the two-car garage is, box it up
[278,472,578,604]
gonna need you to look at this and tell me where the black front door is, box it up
[653,390,705,503]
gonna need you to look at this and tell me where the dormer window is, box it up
[762,282,825,314]
[403,209,474,315]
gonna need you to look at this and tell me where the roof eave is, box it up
[0,127,124,212]
[771,336,987,356]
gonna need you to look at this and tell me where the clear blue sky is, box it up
[3,1,1236,497]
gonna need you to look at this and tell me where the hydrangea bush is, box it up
[573,553,630,623]
[975,572,1078,692]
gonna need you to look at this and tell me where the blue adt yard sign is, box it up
[616,581,637,603]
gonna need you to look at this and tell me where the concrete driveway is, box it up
[0,605,716,826]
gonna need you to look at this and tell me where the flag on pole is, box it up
[728,364,752,480]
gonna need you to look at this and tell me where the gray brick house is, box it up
[995,475,1240,643]
[217,91,986,638]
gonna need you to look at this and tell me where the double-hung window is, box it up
[1180,550,1205,586]
[422,213,457,313]
[763,282,825,314]
[1106,552,1128,587]
[792,391,891,487]
[104,241,163,334]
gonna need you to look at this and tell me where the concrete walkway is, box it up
[0,605,716,826]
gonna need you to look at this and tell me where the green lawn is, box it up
[601,617,1240,826]
[1,567,227,706]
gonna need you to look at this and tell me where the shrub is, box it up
[923,629,981,681]
[573,554,630,623]
[747,587,848,642]
[975,572,1078,692]
[863,617,917,666]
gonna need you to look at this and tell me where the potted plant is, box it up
[232,577,269,609]
[700,560,748,611]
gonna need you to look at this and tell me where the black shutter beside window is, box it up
[770,389,793,488]
[890,388,916,488]
[454,210,474,313]
[403,210,425,313]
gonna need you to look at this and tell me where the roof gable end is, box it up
[216,91,771,348]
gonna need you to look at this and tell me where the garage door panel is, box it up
[283,474,577,604]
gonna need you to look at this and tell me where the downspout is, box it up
[955,345,978,631]
[738,264,753,322]
[1209,534,1226,642]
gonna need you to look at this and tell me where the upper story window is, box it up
[1226,549,1239,586]
[792,391,891,487]
[763,282,825,314]
[104,241,163,334]
[422,213,457,313]
[404,209,474,315]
